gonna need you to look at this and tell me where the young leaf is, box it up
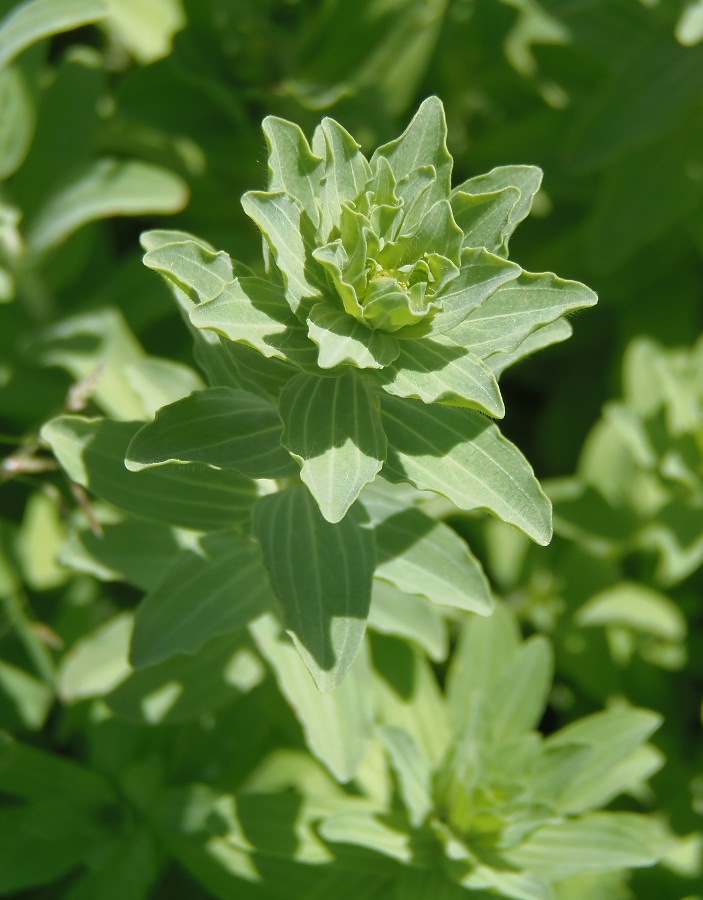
[251,484,375,690]
[381,395,553,544]
[450,186,522,254]
[307,301,400,369]
[371,96,452,214]
[378,725,432,827]
[314,117,371,239]
[126,387,297,479]
[241,190,323,314]
[143,238,235,304]
[263,116,323,227]
[368,579,448,662]
[130,532,276,668]
[41,416,257,531]
[279,369,387,523]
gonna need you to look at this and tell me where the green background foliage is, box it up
[0,1,702,898]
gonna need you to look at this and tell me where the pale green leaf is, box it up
[450,186,522,254]
[489,635,553,741]
[545,707,663,814]
[377,334,505,417]
[576,582,686,641]
[126,387,297,479]
[252,484,375,690]
[59,612,133,701]
[314,117,371,239]
[143,238,235,304]
[123,357,206,419]
[677,0,703,45]
[0,65,34,179]
[453,165,543,252]
[26,159,188,255]
[430,248,522,334]
[371,96,452,214]
[374,507,493,614]
[0,661,52,730]
[486,318,573,377]
[505,813,665,880]
[18,490,67,590]
[451,270,597,359]
[319,809,412,862]
[263,116,323,227]
[381,394,552,544]
[279,369,387,523]
[36,308,148,421]
[368,578,448,662]
[189,276,317,369]
[105,0,185,64]
[0,0,107,69]
[241,190,323,314]
[378,725,432,826]
[41,416,257,531]
[130,532,275,668]
[251,614,373,781]
[307,301,400,369]
[446,603,521,733]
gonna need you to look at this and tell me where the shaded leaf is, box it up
[279,369,387,522]
[252,484,375,690]
[307,301,400,369]
[41,416,257,531]
[126,387,297,479]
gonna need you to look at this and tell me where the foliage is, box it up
[0,1,702,899]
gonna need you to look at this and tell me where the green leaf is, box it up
[313,117,371,239]
[374,507,493,614]
[319,808,412,862]
[104,0,185,64]
[26,159,188,255]
[279,369,387,523]
[451,270,597,359]
[505,813,665,880]
[123,357,206,419]
[263,116,323,227]
[489,635,553,741]
[307,301,400,369]
[450,186,522,254]
[143,238,235,304]
[241,190,323,314]
[378,725,432,826]
[36,308,148,421]
[0,65,34,179]
[126,387,297,480]
[576,582,686,642]
[251,484,375,690]
[41,416,257,532]
[371,96,452,214]
[453,165,542,252]
[64,827,158,900]
[107,632,264,724]
[368,578,448,662]
[381,395,552,544]
[377,334,505,416]
[60,519,183,591]
[251,614,373,781]
[430,248,522,334]
[59,612,133,701]
[0,0,107,69]
[0,661,52,731]
[0,734,114,804]
[130,532,275,668]
[189,276,317,369]
[486,319,573,377]
[545,707,663,814]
